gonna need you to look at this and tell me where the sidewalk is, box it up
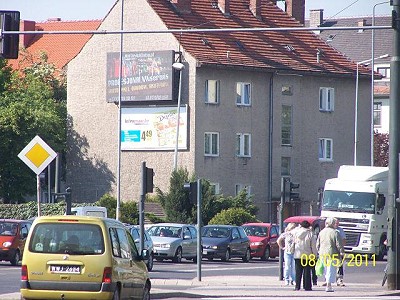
[151,275,400,299]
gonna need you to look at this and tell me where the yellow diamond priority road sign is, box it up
[18,135,57,175]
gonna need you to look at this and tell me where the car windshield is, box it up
[202,227,230,238]
[147,225,182,238]
[242,226,267,237]
[29,223,104,255]
[0,222,17,236]
[322,190,376,213]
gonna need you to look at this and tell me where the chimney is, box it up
[358,19,366,32]
[310,9,323,28]
[171,0,191,14]
[218,0,230,16]
[286,0,305,25]
[19,20,36,48]
[249,0,262,19]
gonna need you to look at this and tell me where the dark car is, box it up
[201,225,251,262]
[241,222,280,260]
[284,216,326,236]
[127,225,154,271]
[0,219,32,265]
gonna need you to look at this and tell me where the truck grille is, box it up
[345,232,360,247]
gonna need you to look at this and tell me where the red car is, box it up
[241,223,280,260]
[0,219,32,265]
[284,216,326,236]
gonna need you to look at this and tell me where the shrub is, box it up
[208,207,258,226]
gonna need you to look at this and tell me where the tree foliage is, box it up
[208,207,259,226]
[96,193,139,224]
[0,54,67,203]
[374,131,389,167]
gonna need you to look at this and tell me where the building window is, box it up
[319,138,333,161]
[235,184,252,196]
[204,132,219,156]
[377,67,390,79]
[374,102,382,127]
[205,80,220,104]
[319,87,335,112]
[281,157,291,176]
[281,105,292,146]
[236,133,251,157]
[210,183,220,195]
[236,82,251,106]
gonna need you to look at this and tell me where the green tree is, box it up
[0,55,66,203]
[208,207,259,225]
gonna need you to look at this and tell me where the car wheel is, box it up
[261,246,270,261]
[147,253,154,271]
[112,287,120,300]
[142,282,151,300]
[172,247,182,263]
[242,248,251,262]
[10,250,20,266]
[221,249,230,262]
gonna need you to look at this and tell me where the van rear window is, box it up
[29,223,104,255]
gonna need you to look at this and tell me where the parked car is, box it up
[0,219,32,266]
[201,225,251,262]
[127,225,154,271]
[284,215,326,236]
[241,222,280,260]
[147,223,197,263]
[20,215,151,300]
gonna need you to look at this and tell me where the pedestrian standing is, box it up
[317,217,345,292]
[334,219,346,286]
[293,220,318,291]
[277,222,297,286]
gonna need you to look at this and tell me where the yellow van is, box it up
[20,215,151,300]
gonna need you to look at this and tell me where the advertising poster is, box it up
[106,50,175,103]
[121,106,188,150]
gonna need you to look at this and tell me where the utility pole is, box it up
[387,0,400,290]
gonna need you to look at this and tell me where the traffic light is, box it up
[184,181,197,204]
[0,11,20,59]
[144,167,154,193]
[289,181,300,201]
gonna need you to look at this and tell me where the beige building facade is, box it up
[66,0,371,221]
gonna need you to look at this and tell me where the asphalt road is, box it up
[0,257,387,296]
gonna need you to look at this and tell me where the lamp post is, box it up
[172,62,185,171]
[354,54,389,166]
[371,1,390,166]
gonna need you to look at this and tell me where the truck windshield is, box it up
[322,190,375,213]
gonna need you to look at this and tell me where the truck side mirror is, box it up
[376,194,385,214]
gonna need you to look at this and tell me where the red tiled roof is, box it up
[375,85,390,96]
[148,0,366,76]
[8,20,101,71]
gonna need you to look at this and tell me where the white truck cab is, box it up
[71,206,108,218]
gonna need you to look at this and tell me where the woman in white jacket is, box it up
[293,220,318,291]
[277,222,297,285]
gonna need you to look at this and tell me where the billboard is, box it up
[106,50,175,103]
[121,106,188,150]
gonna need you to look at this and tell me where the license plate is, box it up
[50,265,81,274]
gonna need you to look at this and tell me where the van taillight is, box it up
[21,265,28,281]
[102,267,112,283]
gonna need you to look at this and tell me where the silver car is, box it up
[147,223,197,263]
[128,225,154,271]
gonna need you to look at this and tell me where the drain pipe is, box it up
[268,72,274,222]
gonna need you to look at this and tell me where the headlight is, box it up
[159,243,171,249]
[251,242,263,246]
[211,245,218,250]
[3,242,12,248]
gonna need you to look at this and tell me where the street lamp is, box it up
[371,1,390,166]
[172,62,185,171]
[354,54,389,166]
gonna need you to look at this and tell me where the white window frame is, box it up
[374,102,382,127]
[281,105,292,146]
[281,156,291,176]
[204,132,219,156]
[236,82,251,106]
[236,133,251,157]
[235,184,252,196]
[319,87,335,112]
[210,183,220,195]
[205,80,220,104]
[319,138,333,161]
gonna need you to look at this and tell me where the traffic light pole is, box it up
[197,179,202,282]
[388,0,400,290]
[278,177,288,281]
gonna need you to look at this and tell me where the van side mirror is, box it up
[141,249,149,260]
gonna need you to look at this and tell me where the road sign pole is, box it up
[36,174,41,217]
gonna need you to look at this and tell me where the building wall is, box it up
[66,0,372,220]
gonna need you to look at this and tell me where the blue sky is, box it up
[0,0,392,22]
